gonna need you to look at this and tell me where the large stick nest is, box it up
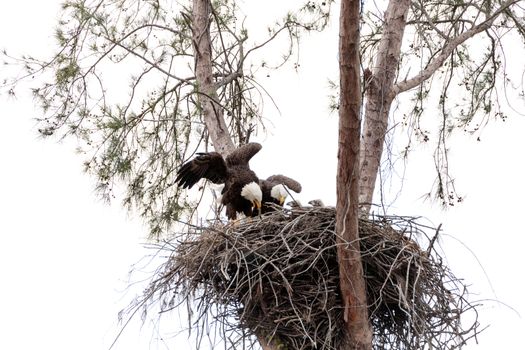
[145,206,480,349]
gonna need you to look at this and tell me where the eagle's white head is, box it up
[270,184,288,205]
[241,181,262,210]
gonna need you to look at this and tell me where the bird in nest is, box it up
[254,175,302,216]
[175,143,263,220]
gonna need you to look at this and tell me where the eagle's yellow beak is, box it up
[254,200,261,210]
[279,196,286,206]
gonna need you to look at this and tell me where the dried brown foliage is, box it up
[140,206,481,349]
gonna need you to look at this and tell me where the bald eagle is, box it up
[175,143,263,220]
[254,175,302,215]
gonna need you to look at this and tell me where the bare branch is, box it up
[393,0,520,96]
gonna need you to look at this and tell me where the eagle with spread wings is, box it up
[175,143,263,220]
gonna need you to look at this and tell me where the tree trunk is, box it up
[192,0,235,155]
[192,1,279,349]
[358,0,411,212]
[336,0,372,349]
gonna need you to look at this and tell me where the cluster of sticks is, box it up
[145,206,481,350]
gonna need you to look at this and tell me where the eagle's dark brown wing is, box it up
[265,174,302,193]
[225,142,262,168]
[175,152,228,189]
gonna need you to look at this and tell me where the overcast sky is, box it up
[1,1,524,350]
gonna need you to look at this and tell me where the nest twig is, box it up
[139,206,481,350]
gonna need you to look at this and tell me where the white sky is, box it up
[1,1,524,349]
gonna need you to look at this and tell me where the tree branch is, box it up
[215,71,243,89]
[393,0,519,96]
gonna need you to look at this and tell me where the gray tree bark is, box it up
[358,0,411,213]
[336,0,372,349]
[358,0,517,212]
[192,0,235,155]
